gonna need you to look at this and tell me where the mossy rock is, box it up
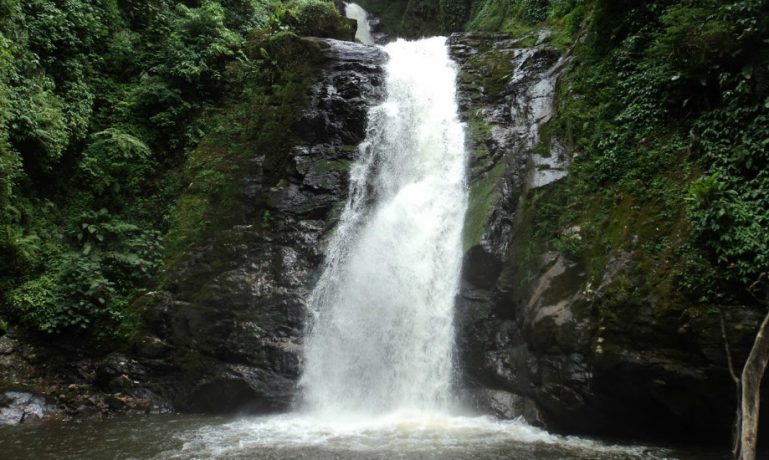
[162,32,329,267]
[464,161,505,251]
[467,49,517,99]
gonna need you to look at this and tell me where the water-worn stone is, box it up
[465,388,544,426]
[0,391,52,425]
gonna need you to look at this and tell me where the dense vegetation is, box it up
[2,0,767,359]
[0,0,352,343]
[520,0,769,321]
[353,0,556,39]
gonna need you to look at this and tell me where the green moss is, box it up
[164,195,209,264]
[509,205,546,293]
[463,161,505,251]
[162,34,323,270]
[466,49,516,99]
[466,0,543,39]
[462,111,491,159]
[547,3,587,50]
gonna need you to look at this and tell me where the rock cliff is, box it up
[139,38,387,414]
[451,31,768,441]
[0,37,386,423]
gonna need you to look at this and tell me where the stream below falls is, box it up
[0,413,729,459]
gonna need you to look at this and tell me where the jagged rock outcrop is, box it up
[139,39,387,413]
[449,30,569,426]
[451,31,768,441]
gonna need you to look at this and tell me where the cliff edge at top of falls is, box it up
[449,31,769,442]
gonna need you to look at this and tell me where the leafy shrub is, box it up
[70,209,162,286]
[127,75,191,150]
[6,210,161,336]
[220,0,274,33]
[686,175,769,287]
[7,271,65,333]
[0,67,22,222]
[650,3,737,76]
[158,0,243,94]
[285,0,354,39]
[520,0,550,22]
[79,128,156,198]
[8,77,69,172]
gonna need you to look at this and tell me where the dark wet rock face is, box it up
[451,32,766,441]
[0,329,166,424]
[449,32,570,426]
[139,39,387,414]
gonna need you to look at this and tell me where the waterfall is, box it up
[152,34,669,460]
[300,36,468,416]
[344,3,375,45]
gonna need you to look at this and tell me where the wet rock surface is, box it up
[449,30,571,427]
[0,328,166,424]
[0,391,51,425]
[0,38,385,423]
[450,31,767,441]
[140,38,387,414]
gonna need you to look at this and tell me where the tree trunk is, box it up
[739,310,769,460]
[721,312,742,458]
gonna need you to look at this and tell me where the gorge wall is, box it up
[450,32,769,441]
[139,38,387,414]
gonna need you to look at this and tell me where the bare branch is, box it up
[747,272,768,306]
[721,310,741,386]
[721,309,743,458]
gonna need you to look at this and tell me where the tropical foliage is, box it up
[0,0,349,342]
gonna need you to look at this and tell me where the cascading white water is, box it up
[345,3,375,45]
[300,36,467,416]
[149,35,675,460]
